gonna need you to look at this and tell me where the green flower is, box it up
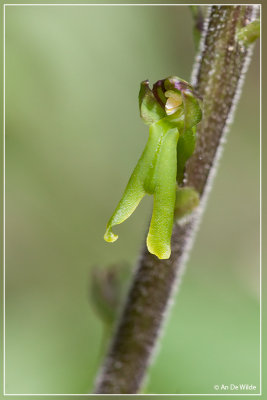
[104,76,202,259]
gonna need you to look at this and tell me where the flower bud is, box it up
[90,262,131,325]
[174,187,199,220]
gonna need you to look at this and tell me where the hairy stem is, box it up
[94,5,258,394]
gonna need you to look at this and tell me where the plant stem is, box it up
[94,5,258,394]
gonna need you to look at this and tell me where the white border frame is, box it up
[2,3,262,397]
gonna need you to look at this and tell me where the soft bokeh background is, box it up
[5,4,260,395]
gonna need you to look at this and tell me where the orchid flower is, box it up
[104,76,202,259]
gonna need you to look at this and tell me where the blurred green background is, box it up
[5,5,260,395]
